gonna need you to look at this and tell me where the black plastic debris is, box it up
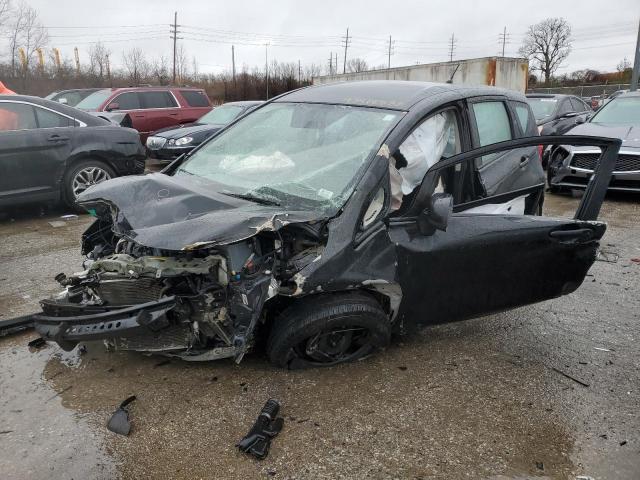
[237,399,284,460]
[28,337,46,349]
[107,395,137,436]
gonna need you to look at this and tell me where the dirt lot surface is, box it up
[0,193,638,480]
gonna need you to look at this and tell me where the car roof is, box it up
[617,91,640,98]
[102,86,205,93]
[276,80,523,111]
[0,94,109,125]
[50,88,102,95]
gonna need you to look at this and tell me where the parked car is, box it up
[526,94,592,135]
[45,88,103,107]
[0,95,145,209]
[32,81,617,369]
[548,91,640,193]
[74,87,212,142]
[146,100,263,161]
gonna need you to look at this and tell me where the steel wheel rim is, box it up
[72,166,111,198]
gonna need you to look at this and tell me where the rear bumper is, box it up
[33,297,176,351]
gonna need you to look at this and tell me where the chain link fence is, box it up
[527,84,630,98]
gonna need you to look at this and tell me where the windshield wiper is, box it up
[220,191,281,206]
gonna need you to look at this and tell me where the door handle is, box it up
[169,113,179,116]
[519,155,529,168]
[549,228,594,242]
[47,134,69,142]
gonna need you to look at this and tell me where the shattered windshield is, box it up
[176,102,401,212]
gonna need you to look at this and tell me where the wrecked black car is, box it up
[33,81,621,369]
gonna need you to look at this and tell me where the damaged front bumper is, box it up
[34,297,177,352]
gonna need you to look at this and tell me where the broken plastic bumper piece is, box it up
[33,296,176,351]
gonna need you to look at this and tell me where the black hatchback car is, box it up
[526,94,592,135]
[0,95,145,209]
[146,100,263,161]
[33,81,618,369]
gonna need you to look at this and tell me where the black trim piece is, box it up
[452,184,544,212]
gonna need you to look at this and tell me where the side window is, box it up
[570,97,585,112]
[110,92,140,110]
[512,102,533,136]
[390,109,460,212]
[0,102,37,131]
[140,91,178,109]
[557,99,572,116]
[470,101,512,167]
[180,90,209,107]
[35,107,72,128]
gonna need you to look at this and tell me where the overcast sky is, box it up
[8,0,640,76]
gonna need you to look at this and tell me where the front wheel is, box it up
[267,292,391,369]
[64,160,115,210]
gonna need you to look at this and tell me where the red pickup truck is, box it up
[75,87,212,142]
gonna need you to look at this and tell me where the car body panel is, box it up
[0,95,145,207]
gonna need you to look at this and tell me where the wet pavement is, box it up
[0,193,638,479]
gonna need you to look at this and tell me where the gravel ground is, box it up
[0,192,638,480]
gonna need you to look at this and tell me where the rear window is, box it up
[180,90,210,107]
[35,107,72,128]
[140,91,178,109]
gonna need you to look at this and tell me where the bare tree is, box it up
[519,18,571,84]
[175,44,188,84]
[617,57,632,73]
[0,0,11,31]
[88,42,110,80]
[151,55,170,85]
[346,57,369,73]
[122,48,149,85]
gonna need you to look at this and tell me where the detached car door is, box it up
[388,135,619,325]
[0,100,73,204]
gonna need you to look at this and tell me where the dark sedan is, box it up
[0,95,146,209]
[145,100,263,161]
[45,88,103,107]
[548,91,640,193]
[526,94,592,135]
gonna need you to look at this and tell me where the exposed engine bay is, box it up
[35,207,329,362]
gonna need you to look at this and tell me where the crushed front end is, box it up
[33,208,325,362]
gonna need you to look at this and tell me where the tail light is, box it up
[538,145,544,160]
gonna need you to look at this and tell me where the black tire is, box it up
[63,159,116,211]
[267,292,391,369]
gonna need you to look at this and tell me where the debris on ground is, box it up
[107,395,137,436]
[594,347,612,352]
[237,399,284,460]
[27,337,46,349]
[60,214,79,221]
[630,258,640,263]
[153,359,171,368]
[535,461,544,470]
[595,250,619,263]
[551,367,590,388]
[48,221,67,228]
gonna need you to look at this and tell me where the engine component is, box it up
[237,399,284,460]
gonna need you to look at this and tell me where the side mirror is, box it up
[58,97,68,105]
[105,102,120,112]
[575,116,586,125]
[417,193,453,236]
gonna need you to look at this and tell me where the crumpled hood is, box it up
[78,173,325,251]
[566,123,640,149]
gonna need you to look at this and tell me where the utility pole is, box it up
[298,59,301,83]
[170,11,181,84]
[448,33,456,62]
[631,19,640,92]
[342,27,350,74]
[498,26,509,57]
[106,53,111,85]
[328,52,333,75]
[265,43,269,99]
[387,35,394,70]
[231,45,236,88]
[74,47,80,76]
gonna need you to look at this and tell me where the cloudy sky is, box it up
[8,0,640,75]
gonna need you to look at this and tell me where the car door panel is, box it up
[389,214,604,324]
[390,134,620,325]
